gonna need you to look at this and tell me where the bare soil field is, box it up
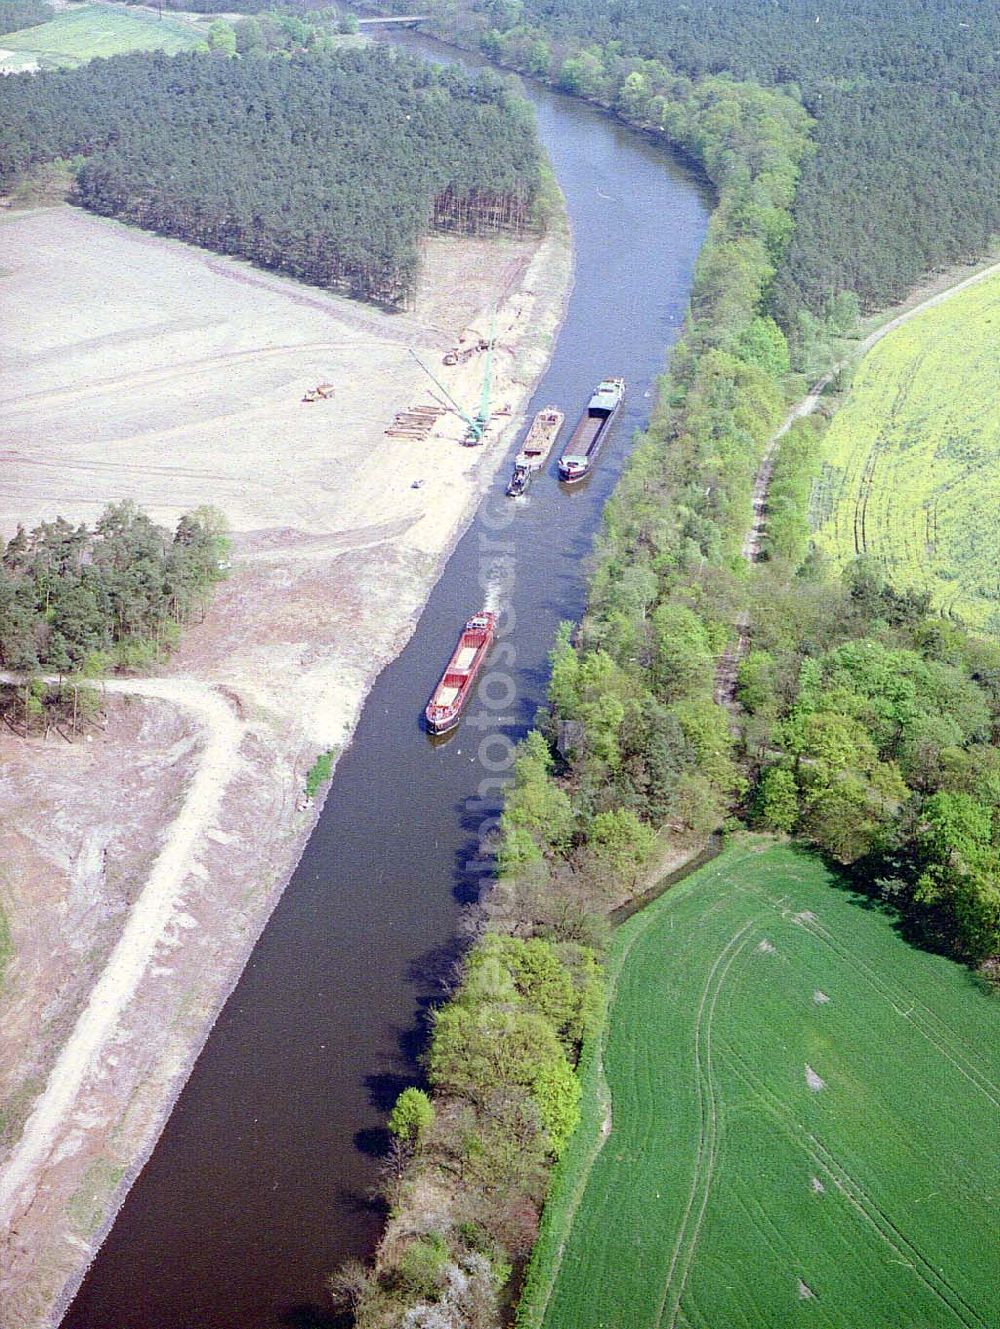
[0,204,571,1327]
[0,699,198,1153]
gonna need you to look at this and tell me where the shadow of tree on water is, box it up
[280,1304,353,1329]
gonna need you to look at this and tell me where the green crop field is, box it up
[521,841,1000,1329]
[0,4,201,69]
[809,272,1000,634]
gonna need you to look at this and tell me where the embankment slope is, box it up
[0,202,571,1327]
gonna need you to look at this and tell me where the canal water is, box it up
[63,36,710,1329]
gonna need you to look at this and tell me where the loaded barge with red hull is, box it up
[557,377,626,483]
[425,611,497,734]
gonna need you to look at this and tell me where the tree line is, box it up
[154,6,363,57]
[229,8,360,56]
[0,0,52,36]
[0,46,541,306]
[336,37,999,1322]
[412,0,1000,320]
[743,558,1000,963]
[120,0,348,13]
[0,502,228,679]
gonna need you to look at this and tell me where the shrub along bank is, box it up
[331,935,603,1325]
[492,75,812,895]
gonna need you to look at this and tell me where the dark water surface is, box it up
[63,37,710,1329]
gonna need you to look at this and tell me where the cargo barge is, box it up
[424,611,497,734]
[557,377,626,483]
[506,406,565,496]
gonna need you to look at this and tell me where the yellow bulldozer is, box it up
[302,382,335,403]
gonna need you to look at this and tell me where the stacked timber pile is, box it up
[385,403,447,440]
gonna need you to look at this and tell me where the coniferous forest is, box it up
[0,46,541,305]
[0,503,229,676]
[418,0,999,317]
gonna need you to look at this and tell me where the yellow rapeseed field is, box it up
[811,272,1000,633]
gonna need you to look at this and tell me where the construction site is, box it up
[0,202,571,1328]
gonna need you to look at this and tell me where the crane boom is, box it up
[408,310,497,445]
[407,348,479,432]
[470,311,496,444]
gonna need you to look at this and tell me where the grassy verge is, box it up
[0,903,10,992]
[67,1157,126,1236]
[304,749,337,800]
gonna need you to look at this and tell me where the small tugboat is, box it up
[425,611,497,734]
[506,406,565,496]
[557,378,626,483]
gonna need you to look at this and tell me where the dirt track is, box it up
[713,256,1000,708]
[0,205,571,1327]
[743,257,1000,571]
[0,677,243,1230]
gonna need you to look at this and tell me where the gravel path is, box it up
[714,257,1000,707]
[0,677,245,1228]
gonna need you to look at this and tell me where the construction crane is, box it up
[470,320,495,443]
[409,312,496,446]
[408,348,479,438]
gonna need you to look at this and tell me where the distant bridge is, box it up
[355,14,431,26]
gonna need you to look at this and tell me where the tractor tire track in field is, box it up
[724,1168,841,1329]
[852,354,923,561]
[524,911,645,1328]
[853,439,882,556]
[730,878,1000,1110]
[656,921,759,1329]
[806,1132,986,1329]
[0,340,359,411]
[793,914,1000,1111]
[529,879,748,1329]
[725,1046,987,1329]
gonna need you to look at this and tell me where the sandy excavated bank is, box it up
[1,207,567,743]
[0,204,571,1327]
